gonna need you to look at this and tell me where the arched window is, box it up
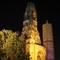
[37,55,41,60]
[37,51,41,60]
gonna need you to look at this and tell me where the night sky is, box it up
[0,1,60,60]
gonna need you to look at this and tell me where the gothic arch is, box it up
[37,50,44,60]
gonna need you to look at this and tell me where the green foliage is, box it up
[25,53,30,60]
[0,29,26,60]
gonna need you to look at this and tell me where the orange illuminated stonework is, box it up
[21,20,46,60]
[21,2,55,60]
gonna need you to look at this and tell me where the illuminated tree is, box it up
[0,29,25,60]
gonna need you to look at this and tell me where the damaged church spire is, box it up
[21,2,46,60]
[22,2,41,44]
[24,2,37,25]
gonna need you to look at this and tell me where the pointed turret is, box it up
[24,2,37,25]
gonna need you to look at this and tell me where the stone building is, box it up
[42,20,55,60]
[21,2,46,60]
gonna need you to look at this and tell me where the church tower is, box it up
[21,2,46,60]
[42,20,55,60]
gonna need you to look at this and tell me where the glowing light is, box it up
[47,54,54,59]
[46,46,53,50]
[48,47,53,50]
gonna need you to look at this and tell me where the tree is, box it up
[0,29,25,60]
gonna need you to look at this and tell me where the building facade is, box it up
[42,20,55,60]
[21,2,55,60]
[21,2,46,60]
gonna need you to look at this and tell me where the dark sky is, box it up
[0,1,60,60]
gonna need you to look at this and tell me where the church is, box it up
[21,2,55,60]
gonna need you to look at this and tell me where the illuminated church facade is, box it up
[21,2,55,60]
